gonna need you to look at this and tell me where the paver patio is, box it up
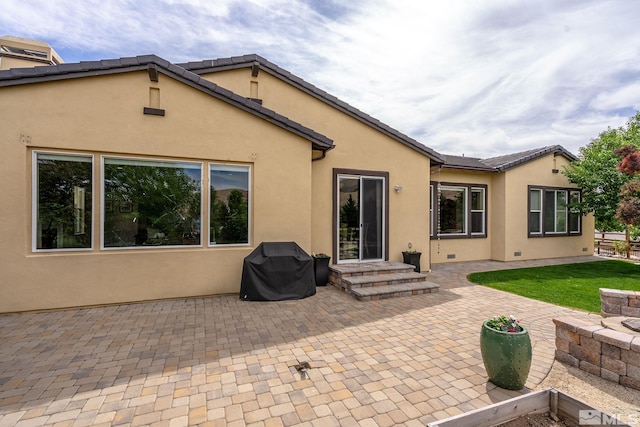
[0,256,613,426]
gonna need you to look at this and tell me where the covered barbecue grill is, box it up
[240,242,316,301]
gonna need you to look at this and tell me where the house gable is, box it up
[440,145,577,173]
[0,54,334,153]
[0,55,330,312]
[180,56,442,265]
[179,55,444,164]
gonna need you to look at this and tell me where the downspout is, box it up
[312,150,327,161]
[428,164,442,273]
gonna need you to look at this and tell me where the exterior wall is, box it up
[0,71,313,312]
[490,173,507,261]
[429,168,493,264]
[200,69,433,270]
[430,154,594,264]
[0,56,48,70]
[501,154,594,261]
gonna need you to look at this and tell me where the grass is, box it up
[467,260,640,313]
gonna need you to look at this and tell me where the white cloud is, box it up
[2,0,639,157]
[590,82,640,112]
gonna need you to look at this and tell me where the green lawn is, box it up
[467,260,640,313]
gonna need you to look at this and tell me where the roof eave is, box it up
[0,55,334,152]
[494,145,577,172]
[180,56,444,164]
[440,164,496,172]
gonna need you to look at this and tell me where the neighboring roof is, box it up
[178,55,444,164]
[0,35,63,66]
[0,54,334,152]
[441,145,577,172]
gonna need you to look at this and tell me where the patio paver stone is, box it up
[0,256,609,426]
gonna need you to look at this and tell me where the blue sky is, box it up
[3,0,640,157]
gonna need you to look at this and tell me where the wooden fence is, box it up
[594,233,640,258]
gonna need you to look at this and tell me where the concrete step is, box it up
[330,261,416,277]
[350,281,440,301]
[328,261,440,301]
[342,271,428,288]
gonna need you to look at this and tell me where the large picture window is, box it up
[210,164,250,245]
[103,157,202,248]
[34,152,93,250]
[432,183,487,238]
[529,186,581,237]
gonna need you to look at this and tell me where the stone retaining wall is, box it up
[553,316,640,391]
[600,288,640,318]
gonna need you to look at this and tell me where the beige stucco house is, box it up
[0,37,594,312]
[430,147,594,264]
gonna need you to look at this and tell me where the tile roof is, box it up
[0,55,334,152]
[439,154,495,171]
[178,55,444,164]
[481,145,577,171]
[441,145,577,172]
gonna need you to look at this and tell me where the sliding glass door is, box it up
[337,175,385,262]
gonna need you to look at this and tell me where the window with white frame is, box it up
[528,186,581,237]
[209,164,250,245]
[569,191,581,233]
[429,184,434,237]
[471,187,485,235]
[529,189,542,234]
[103,157,202,248]
[34,152,254,252]
[432,183,487,238]
[34,152,93,250]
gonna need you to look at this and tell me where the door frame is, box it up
[332,168,389,263]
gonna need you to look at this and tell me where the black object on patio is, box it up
[240,242,316,301]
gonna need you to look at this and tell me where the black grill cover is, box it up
[240,242,316,301]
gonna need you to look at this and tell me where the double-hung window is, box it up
[431,183,487,238]
[529,186,581,237]
[470,188,486,235]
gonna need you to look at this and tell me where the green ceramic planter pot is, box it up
[480,320,532,390]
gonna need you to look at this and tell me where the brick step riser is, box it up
[343,278,427,289]
[354,288,437,301]
[334,268,416,278]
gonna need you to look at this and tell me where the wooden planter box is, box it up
[427,388,629,427]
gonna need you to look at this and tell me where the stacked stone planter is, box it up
[553,316,640,390]
[600,288,640,318]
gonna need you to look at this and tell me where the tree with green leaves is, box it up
[37,158,92,248]
[564,112,640,231]
[615,145,640,226]
[219,189,248,243]
[104,163,201,246]
[341,194,359,228]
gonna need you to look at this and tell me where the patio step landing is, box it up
[329,261,439,301]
